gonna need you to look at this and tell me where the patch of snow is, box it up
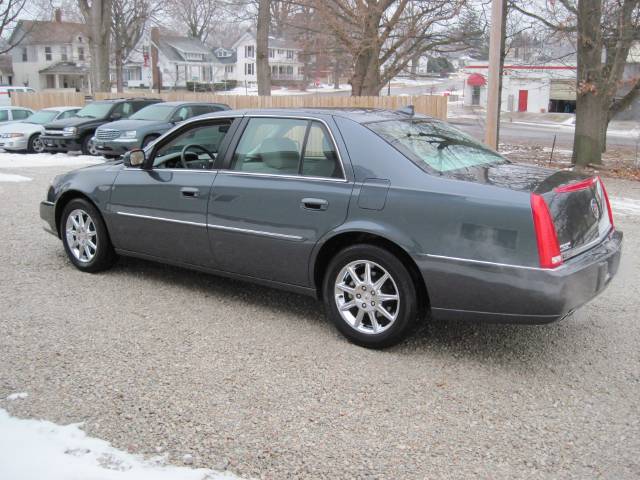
[6,392,28,400]
[0,151,104,169]
[0,173,32,183]
[610,197,640,217]
[0,408,241,480]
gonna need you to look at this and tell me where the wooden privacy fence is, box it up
[12,91,448,119]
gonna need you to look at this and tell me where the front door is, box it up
[518,89,528,112]
[208,116,353,287]
[108,119,235,266]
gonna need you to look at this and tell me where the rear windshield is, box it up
[131,104,174,121]
[76,102,112,119]
[367,119,507,173]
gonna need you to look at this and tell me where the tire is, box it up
[60,198,117,273]
[323,244,418,349]
[27,133,45,153]
[142,135,159,148]
[81,134,98,156]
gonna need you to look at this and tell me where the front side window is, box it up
[153,121,232,170]
[112,102,133,118]
[367,119,507,173]
[232,117,341,178]
[12,109,31,120]
[131,104,174,121]
[0,110,8,121]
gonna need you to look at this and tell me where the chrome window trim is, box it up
[122,167,219,173]
[233,114,348,181]
[424,253,564,272]
[116,211,304,241]
[218,170,347,183]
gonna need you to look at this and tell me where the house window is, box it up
[60,46,68,61]
[224,65,234,74]
[286,50,294,59]
[21,47,27,62]
[271,65,277,75]
[45,47,52,61]
[286,65,293,74]
[245,45,254,58]
[268,48,274,58]
[277,49,284,55]
[78,47,84,61]
[245,63,255,75]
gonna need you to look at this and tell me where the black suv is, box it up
[41,97,162,156]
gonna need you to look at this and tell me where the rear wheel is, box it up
[323,244,418,348]
[60,198,117,272]
[27,134,44,153]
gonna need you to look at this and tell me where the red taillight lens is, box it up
[554,177,596,193]
[530,193,563,268]
[596,176,614,229]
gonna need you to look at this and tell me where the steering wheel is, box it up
[179,144,216,169]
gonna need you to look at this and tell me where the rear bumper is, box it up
[419,229,623,324]
[41,135,82,152]
[40,200,57,236]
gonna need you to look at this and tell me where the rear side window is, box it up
[232,117,341,178]
[0,110,8,122]
[12,109,31,120]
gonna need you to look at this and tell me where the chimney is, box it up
[54,9,62,23]
[150,27,161,92]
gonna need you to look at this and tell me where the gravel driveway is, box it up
[1,160,639,479]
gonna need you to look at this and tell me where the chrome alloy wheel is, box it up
[87,139,99,156]
[65,209,98,263]
[334,260,400,334]
[32,136,44,153]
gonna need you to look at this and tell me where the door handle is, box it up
[180,187,199,198]
[301,198,328,211]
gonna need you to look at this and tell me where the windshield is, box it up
[131,104,174,121]
[25,110,59,124]
[75,103,112,119]
[367,119,507,173]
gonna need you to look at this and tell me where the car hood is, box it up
[97,119,166,132]
[0,122,43,134]
[443,162,590,194]
[45,116,93,129]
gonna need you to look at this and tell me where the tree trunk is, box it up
[333,59,340,90]
[256,0,271,96]
[409,52,420,80]
[573,93,606,166]
[350,11,383,96]
[84,0,113,93]
[115,46,123,93]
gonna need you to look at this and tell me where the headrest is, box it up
[260,137,300,170]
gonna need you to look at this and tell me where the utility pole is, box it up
[485,0,505,149]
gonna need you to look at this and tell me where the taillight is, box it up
[530,194,563,268]
[596,176,614,229]
[554,177,596,193]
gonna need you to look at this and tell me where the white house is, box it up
[462,63,578,114]
[230,31,304,87]
[9,10,90,91]
[124,28,217,89]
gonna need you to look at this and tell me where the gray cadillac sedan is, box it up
[40,108,622,348]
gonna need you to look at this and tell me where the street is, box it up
[1,152,639,479]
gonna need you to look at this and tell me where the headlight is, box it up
[121,130,137,139]
[63,127,78,136]
[1,133,24,138]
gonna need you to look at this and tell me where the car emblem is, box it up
[590,198,600,219]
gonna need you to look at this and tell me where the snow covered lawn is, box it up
[0,151,104,169]
[0,407,240,480]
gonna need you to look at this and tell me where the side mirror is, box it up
[124,149,145,168]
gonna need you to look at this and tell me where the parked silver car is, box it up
[0,107,80,153]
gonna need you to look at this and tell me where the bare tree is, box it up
[112,0,160,92]
[314,0,465,96]
[0,0,30,53]
[78,0,113,92]
[513,0,640,167]
[166,0,220,43]
[256,0,271,94]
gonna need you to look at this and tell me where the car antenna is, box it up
[397,105,414,117]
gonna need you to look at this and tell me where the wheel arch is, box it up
[311,230,430,313]
[54,190,100,237]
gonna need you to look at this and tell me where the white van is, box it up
[0,86,36,106]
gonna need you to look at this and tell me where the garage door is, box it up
[550,80,576,101]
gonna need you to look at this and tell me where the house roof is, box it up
[11,20,88,45]
[158,35,215,63]
[0,54,13,74]
[39,62,88,75]
[232,31,301,51]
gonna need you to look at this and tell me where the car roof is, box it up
[153,101,228,107]
[192,107,433,124]
[42,106,81,111]
[91,97,162,104]
[2,106,33,110]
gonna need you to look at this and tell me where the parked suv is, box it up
[93,101,230,157]
[41,98,162,156]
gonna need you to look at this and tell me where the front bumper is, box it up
[0,137,28,151]
[41,135,82,152]
[40,201,57,236]
[94,137,139,156]
[420,229,623,324]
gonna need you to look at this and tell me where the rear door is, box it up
[208,115,353,287]
[108,118,238,266]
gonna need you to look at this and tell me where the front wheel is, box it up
[28,134,45,153]
[60,198,117,272]
[81,134,98,156]
[323,244,418,348]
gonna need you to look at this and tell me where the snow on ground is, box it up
[610,197,640,218]
[0,408,240,480]
[0,173,32,182]
[6,392,28,400]
[0,151,104,169]
[215,84,352,96]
